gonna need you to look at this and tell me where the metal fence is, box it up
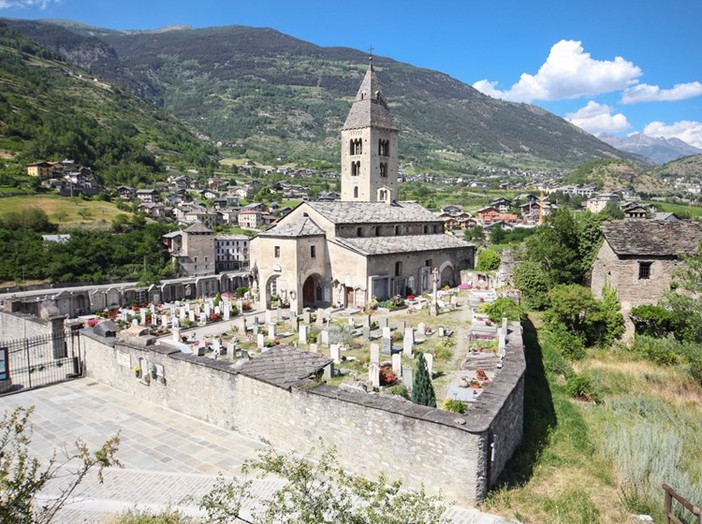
[0,330,82,396]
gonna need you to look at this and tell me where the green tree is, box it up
[0,406,121,523]
[489,224,506,245]
[464,225,485,243]
[411,353,436,408]
[664,240,702,343]
[476,249,501,271]
[199,441,447,524]
[512,260,553,310]
[481,297,523,323]
[600,284,625,346]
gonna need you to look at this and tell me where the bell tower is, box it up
[340,56,398,202]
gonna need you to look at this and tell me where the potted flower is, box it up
[132,365,141,378]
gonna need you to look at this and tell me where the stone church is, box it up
[250,61,475,312]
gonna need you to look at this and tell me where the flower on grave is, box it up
[380,364,397,386]
[86,318,99,328]
[476,368,488,381]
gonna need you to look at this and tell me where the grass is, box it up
[0,195,134,229]
[643,199,702,218]
[482,316,702,523]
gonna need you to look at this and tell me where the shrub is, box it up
[443,399,468,413]
[629,335,684,366]
[542,323,586,361]
[387,384,410,399]
[565,373,600,402]
[481,297,523,323]
[476,249,501,271]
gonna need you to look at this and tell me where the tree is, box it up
[512,260,553,310]
[411,353,436,408]
[489,224,506,245]
[199,441,447,524]
[481,297,523,323]
[0,406,121,523]
[476,248,501,272]
[600,284,625,346]
[664,240,702,343]
[463,225,485,243]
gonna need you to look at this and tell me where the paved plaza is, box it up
[2,379,517,523]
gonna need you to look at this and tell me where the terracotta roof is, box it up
[236,347,332,390]
[341,63,396,131]
[306,201,440,224]
[335,234,473,256]
[258,216,325,238]
[603,219,702,256]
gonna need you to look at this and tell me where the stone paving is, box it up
[2,379,518,523]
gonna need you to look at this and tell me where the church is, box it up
[250,60,475,312]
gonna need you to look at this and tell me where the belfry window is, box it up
[378,139,389,156]
[380,163,387,177]
[351,161,361,176]
[353,186,359,198]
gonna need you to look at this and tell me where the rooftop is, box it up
[335,233,472,256]
[341,63,396,131]
[307,201,440,225]
[236,346,333,390]
[258,216,325,238]
[603,219,702,256]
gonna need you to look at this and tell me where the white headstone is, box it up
[172,327,181,342]
[223,303,231,321]
[370,343,380,364]
[189,311,196,323]
[140,310,146,325]
[320,329,330,347]
[369,361,380,389]
[299,324,308,344]
[257,333,265,350]
[199,312,207,324]
[179,307,187,320]
[309,343,318,353]
[268,323,276,340]
[330,344,341,364]
[382,326,392,339]
[417,322,426,336]
[403,331,414,357]
[392,353,402,376]
[424,353,434,376]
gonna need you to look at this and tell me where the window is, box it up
[353,186,359,198]
[357,227,363,237]
[351,161,361,176]
[423,225,429,234]
[425,259,432,267]
[639,261,652,279]
[375,226,381,236]
[311,245,316,258]
[274,246,280,258]
[394,225,401,236]
[395,261,402,277]
[378,139,389,156]
[379,162,387,177]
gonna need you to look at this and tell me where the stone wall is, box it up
[80,322,525,505]
[0,311,60,341]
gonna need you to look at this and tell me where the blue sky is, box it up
[2,0,701,148]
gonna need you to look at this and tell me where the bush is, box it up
[476,249,501,271]
[542,323,586,361]
[565,373,599,402]
[480,297,523,323]
[443,398,468,414]
[387,384,410,399]
[629,335,684,366]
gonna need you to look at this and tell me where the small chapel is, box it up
[250,59,475,312]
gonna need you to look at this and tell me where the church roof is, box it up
[257,216,325,238]
[603,219,702,256]
[342,63,396,131]
[335,234,472,256]
[307,201,440,224]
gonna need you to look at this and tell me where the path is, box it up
[3,380,519,523]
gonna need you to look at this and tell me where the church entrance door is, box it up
[303,276,316,308]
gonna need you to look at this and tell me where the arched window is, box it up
[375,226,381,236]
[423,225,429,234]
[378,139,389,156]
[349,140,355,155]
[353,186,359,198]
[357,139,362,155]
[394,225,401,236]
[351,161,361,176]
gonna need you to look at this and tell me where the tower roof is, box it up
[342,62,396,131]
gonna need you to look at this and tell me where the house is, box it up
[116,186,136,199]
[163,223,216,277]
[590,219,702,339]
[138,203,167,220]
[621,202,649,219]
[250,61,474,312]
[136,189,158,204]
[26,161,55,178]
[586,193,619,213]
[490,198,512,213]
[215,234,250,271]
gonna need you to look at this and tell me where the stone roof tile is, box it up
[603,219,702,256]
[335,234,472,256]
[258,216,325,238]
[307,201,440,224]
[236,346,332,390]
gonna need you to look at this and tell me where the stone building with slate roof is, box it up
[590,219,702,338]
[250,61,474,312]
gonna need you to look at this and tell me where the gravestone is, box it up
[140,310,146,325]
[299,324,308,344]
[257,333,265,350]
[302,311,311,324]
[252,325,259,336]
[223,303,231,321]
[215,305,221,316]
[368,361,380,389]
[330,344,341,364]
[392,353,402,376]
[397,320,406,333]
[403,328,414,357]
[204,303,211,317]
[162,315,169,327]
[402,367,413,391]
[424,353,434,376]
[172,327,181,342]
[363,326,371,340]
[265,309,273,325]
[309,343,318,353]
[362,314,372,328]
[226,343,236,358]
[320,329,330,347]
[438,326,445,338]
[370,343,380,365]
[379,317,389,329]
[417,322,426,336]
[241,317,248,333]
[381,336,392,355]
[315,311,325,327]
[289,314,299,331]
[179,307,187,320]
[382,326,392,340]
[188,311,196,323]
[268,324,276,340]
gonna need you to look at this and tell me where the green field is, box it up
[0,195,134,229]
[644,200,702,218]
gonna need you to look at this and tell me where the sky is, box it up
[2,0,702,148]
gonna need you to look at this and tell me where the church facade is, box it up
[250,61,474,313]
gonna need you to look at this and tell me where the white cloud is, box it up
[565,101,630,134]
[621,82,702,104]
[644,121,702,149]
[0,0,56,8]
[473,40,642,103]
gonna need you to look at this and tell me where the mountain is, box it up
[598,132,702,165]
[0,21,218,187]
[562,158,664,192]
[3,19,640,172]
[653,154,702,179]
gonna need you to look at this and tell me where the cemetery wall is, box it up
[0,311,57,340]
[80,323,525,505]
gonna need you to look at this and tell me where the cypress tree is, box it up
[411,353,436,407]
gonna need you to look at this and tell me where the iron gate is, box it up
[0,330,82,396]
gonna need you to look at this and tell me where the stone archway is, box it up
[440,262,455,287]
[264,275,281,309]
[302,273,324,309]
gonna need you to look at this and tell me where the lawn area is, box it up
[0,195,134,229]
[482,315,702,523]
